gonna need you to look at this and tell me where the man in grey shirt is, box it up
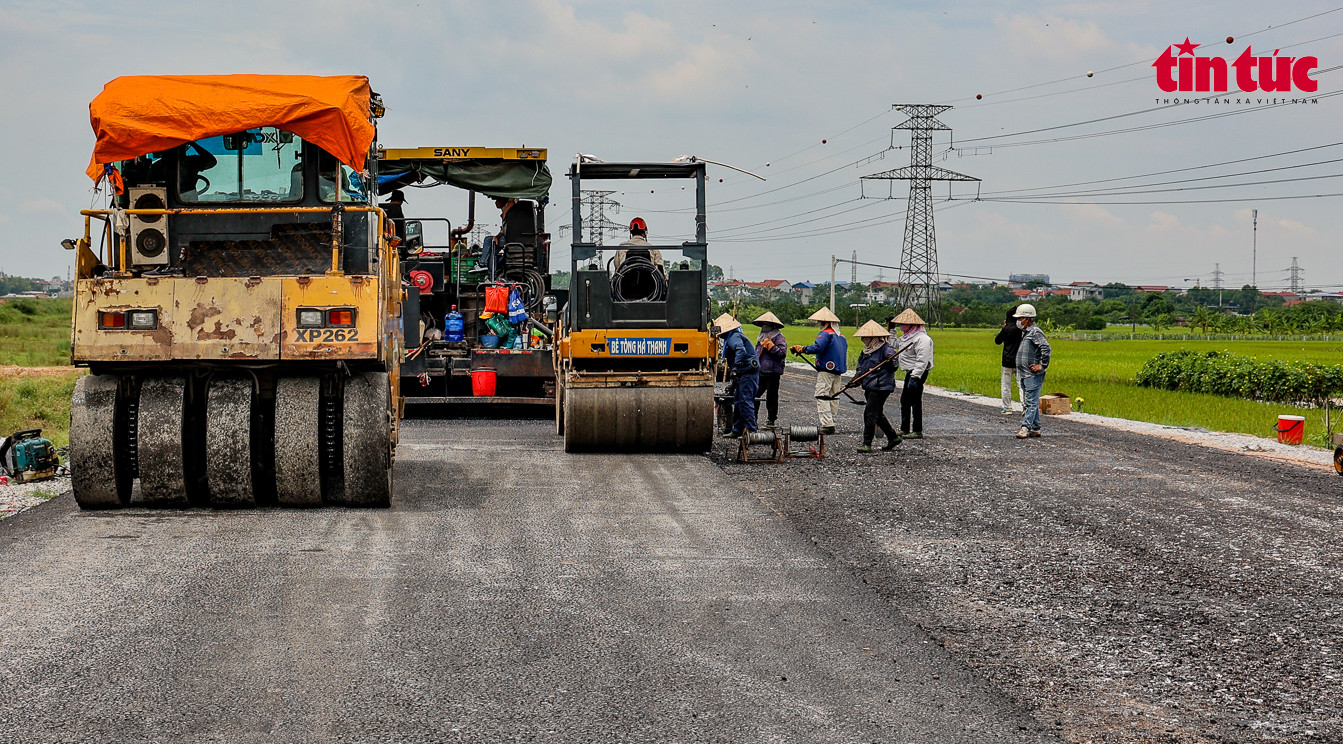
[1013,304,1051,439]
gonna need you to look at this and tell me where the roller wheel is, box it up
[563,385,713,453]
[206,377,256,508]
[70,375,131,509]
[137,376,190,507]
[274,376,323,507]
[340,371,392,507]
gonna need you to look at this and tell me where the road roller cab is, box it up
[555,159,716,452]
[66,75,400,509]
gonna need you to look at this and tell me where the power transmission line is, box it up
[861,105,978,326]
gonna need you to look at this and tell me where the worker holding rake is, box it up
[852,320,901,452]
[791,307,847,435]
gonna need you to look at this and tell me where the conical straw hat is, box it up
[713,313,741,335]
[890,308,926,325]
[808,306,841,323]
[753,311,784,327]
[853,320,889,338]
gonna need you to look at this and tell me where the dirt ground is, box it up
[711,370,1342,744]
[0,365,78,378]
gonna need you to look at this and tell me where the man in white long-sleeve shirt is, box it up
[889,308,934,439]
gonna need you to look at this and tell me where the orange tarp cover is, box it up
[86,74,375,181]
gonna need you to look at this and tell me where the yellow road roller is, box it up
[554,160,715,452]
[66,75,400,508]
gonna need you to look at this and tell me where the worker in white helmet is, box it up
[1012,303,1051,439]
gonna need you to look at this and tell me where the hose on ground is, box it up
[610,256,666,302]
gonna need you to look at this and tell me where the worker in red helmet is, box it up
[615,216,664,271]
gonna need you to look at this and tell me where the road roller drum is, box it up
[562,382,713,452]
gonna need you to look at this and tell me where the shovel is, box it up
[815,354,898,400]
[794,351,863,404]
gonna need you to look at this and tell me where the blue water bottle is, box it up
[445,305,465,343]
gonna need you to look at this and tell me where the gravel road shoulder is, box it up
[712,369,1343,744]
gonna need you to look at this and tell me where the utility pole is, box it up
[829,255,837,312]
[861,104,979,326]
[1251,208,1259,314]
[1251,208,1258,289]
[1289,257,1302,294]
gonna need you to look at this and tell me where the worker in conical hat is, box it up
[715,313,759,438]
[790,306,848,434]
[851,320,900,452]
[807,306,841,324]
[752,311,787,427]
[887,308,934,440]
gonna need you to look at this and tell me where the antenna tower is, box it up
[1212,262,1225,306]
[1289,257,1302,294]
[861,104,979,325]
[850,250,858,284]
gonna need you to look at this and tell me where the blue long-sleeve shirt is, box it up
[721,329,760,375]
[802,329,848,373]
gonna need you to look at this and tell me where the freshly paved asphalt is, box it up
[0,416,1054,743]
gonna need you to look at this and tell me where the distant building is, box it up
[1009,273,1050,288]
[742,279,791,300]
[866,280,900,304]
[1068,281,1103,301]
[792,281,816,303]
[1133,285,1171,293]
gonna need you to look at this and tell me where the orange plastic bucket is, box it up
[1275,415,1305,445]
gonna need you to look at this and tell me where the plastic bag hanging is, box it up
[507,287,528,324]
[484,285,509,314]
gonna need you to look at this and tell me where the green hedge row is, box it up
[1134,350,1343,403]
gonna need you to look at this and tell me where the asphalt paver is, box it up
[0,415,1054,743]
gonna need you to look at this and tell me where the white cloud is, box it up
[1064,203,1123,226]
[1146,211,1180,231]
[19,199,66,215]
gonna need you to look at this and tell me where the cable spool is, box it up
[746,431,779,445]
[788,425,821,442]
[784,425,825,459]
[737,429,783,463]
[610,255,666,302]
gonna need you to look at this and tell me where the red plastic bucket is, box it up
[1275,415,1305,445]
[471,368,497,397]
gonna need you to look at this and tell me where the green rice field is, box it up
[0,298,72,367]
[781,325,1343,448]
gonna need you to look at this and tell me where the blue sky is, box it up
[2,0,1340,290]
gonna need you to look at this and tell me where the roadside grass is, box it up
[781,325,1343,447]
[0,298,72,367]
[0,369,81,448]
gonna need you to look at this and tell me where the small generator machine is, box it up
[0,429,59,484]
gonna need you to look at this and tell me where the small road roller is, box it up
[65,75,400,508]
[554,159,715,452]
